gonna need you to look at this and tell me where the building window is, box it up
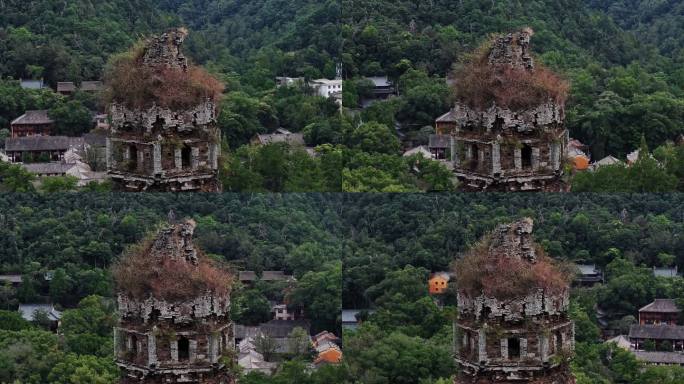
[181,145,192,169]
[178,336,190,361]
[521,144,532,169]
[130,334,138,354]
[555,331,563,353]
[129,145,138,171]
[508,338,520,359]
[470,144,479,170]
[480,306,491,319]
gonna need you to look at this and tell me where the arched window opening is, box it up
[555,331,563,353]
[130,334,138,354]
[470,144,479,171]
[181,145,192,169]
[508,338,520,359]
[129,145,138,171]
[178,336,190,361]
[521,144,532,169]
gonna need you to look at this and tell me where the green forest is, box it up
[0,193,683,383]
[342,194,684,384]
[2,1,684,191]
[0,193,344,383]
[342,0,684,191]
[0,0,347,192]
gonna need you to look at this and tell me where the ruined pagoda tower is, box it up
[435,29,569,191]
[113,219,235,384]
[106,28,222,192]
[454,218,575,384]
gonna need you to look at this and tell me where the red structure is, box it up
[10,110,54,137]
[639,299,681,326]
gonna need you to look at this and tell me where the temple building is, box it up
[453,219,575,383]
[10,110,54,137]
[434,29,568,191]
[106,29,222,192]
[114,219,235,383]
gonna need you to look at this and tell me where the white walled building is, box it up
[311,79,342,98]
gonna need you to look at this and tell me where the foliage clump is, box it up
[112,234,231,302]
[454,236,571,299]
[452,36,569,111]
[103,42,224,110]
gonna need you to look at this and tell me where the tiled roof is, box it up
[5,136,84,152]
[403,145,433,158]
[256,132,305,146]
[262,271,288,281]
[11,110,54,126]
[430,271,451,281]
[341,309,375,323]
[576,264,598,275]
[639,299,680,313]
[57,82,76,92]
[654,267,679,278]
[0,275,22,284]
[18,304,61,321]
[594,156,622,167]
[239,271,257,281]
[83,132,107,147]
[235,319,310,339]
[436,109,458,123]
[365,76,391,87]
[634,351,684,365]
[22,162,75,175]
[429,134,450,149]
[80,81,103,92]
[20,79,44,90]
[629,324,684,340]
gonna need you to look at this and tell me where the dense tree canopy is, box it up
[342,0,684,192]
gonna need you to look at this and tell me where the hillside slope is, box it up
[586,0,684,58]
[0,0,340,84]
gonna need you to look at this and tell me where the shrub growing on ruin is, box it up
[103,43,224,110]
[452,38,569,111]
[112,234,231,302]
[454,237,571,299]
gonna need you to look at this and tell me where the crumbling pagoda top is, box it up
[141,28,189,71]
[453,219,575,384]
[113,219,235,384]
[487,28,535,71]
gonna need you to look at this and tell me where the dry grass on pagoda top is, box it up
[103,43,224,111]
[452,39,569,111]
[112,236,232,302]
[454,237,573,300]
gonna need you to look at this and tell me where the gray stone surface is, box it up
[109,101,217,133]
[142,28,189,71]
[488,29,535,70]
[451,102,564,134]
